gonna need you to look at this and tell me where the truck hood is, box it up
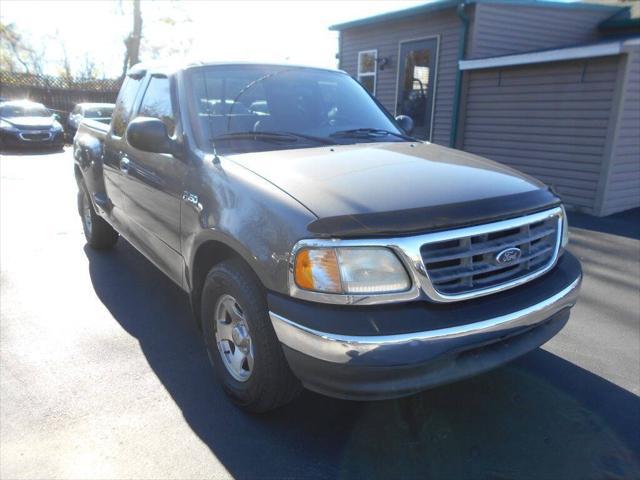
[2,116,56,129]
[229,142,560,236]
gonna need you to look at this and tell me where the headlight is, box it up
[560,205,569,249]
[0,119,17,131]
[293,247,411,294]
[51,121,63,132]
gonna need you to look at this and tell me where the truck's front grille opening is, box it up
[420,213,560,296]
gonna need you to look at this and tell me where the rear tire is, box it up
[78,186,118,250]
[201,259,301,413]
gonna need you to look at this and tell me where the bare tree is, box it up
[0,22,34,73]
[26,45,46,76]
[121,0,143,77]
[78,53,101,79]
[143,6,194,62]
[53,29,73,80]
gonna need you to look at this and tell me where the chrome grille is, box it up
[21,132,50,141]
[421,211,561,297]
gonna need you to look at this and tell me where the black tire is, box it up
[201,259,301,413]
[78,185,119,250]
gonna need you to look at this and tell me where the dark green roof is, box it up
[329,0,625,31]
[329,0,459,31]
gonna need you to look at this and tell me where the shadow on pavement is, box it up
[85,240,640,479]
[0,146,65,156]
[568,208,640,241]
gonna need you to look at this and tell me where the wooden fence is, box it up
[0,72,122,117]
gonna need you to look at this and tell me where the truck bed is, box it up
[77,118,109,140]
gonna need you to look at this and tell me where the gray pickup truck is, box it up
[74,62,582,412]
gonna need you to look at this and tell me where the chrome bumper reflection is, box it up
[18,131,53,142]
[270,276,581,364]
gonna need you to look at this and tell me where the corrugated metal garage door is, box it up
[461,56,620,214]
[601,50,640,216]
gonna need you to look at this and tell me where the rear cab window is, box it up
[111,76,143,137]
[137,76,175,135]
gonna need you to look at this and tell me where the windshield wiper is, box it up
[330,128,415,141]
[212,131,333,145]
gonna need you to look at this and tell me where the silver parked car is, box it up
[67,103,114,139]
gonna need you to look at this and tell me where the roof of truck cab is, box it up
[127,61,346,77]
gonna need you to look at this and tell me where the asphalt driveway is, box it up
[1,148,639,479]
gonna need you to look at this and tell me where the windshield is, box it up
[84,107,114,119]
[0,105,51,118]
[187,65,406,154]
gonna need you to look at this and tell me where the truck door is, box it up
[118,74,187,284]
[103,74,144,231]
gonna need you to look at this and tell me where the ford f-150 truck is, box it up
[74,62,582,412]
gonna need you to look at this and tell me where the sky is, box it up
[0,0,426,77]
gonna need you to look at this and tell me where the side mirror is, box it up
[53,113,62,122]
[126,117,172,154]
[395,115,414,135]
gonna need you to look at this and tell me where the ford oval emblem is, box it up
[495,247,522,265]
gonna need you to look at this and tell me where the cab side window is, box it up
[138,77,175,135]
[112,76,142,137]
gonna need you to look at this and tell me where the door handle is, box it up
[119,156,131,173]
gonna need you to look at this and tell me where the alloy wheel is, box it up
[214,294,254,382]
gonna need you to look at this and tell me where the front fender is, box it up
[73,128,106,199]
[186,228,274,290]
[181,155,318,295]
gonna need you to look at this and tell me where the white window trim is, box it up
[393,35,440,142]
[458,40,628,71]
[357,49,377,95]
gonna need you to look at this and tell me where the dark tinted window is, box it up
[112,76,142,137]
[138,77,175,135]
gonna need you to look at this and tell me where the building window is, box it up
[357,50,377,95]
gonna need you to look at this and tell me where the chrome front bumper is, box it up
[270,276,581,365]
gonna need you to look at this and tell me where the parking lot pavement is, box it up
[1,148,639,479]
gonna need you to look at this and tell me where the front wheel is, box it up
[201,259,301,412]
[78,186,118,249]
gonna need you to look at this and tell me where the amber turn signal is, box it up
[294,248,342,293]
